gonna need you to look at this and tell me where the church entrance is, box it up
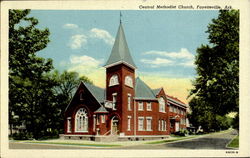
[111,116,119,135]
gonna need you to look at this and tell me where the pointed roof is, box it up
[166,95,187,108]
[152,88,162,96]
[83,82,105,104]
[94,106,108,113]
[135,77,157,100]
[104,23,136,69]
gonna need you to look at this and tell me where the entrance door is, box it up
[111,116,119,135]
[175,122,180,132]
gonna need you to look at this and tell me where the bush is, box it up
[12,132,32,140]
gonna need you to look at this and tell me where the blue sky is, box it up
[29,10,219,103]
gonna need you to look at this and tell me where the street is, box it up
[9,130,237,150]
[122,130,237,149]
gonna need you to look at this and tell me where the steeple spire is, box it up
[120,11,122,24]
[104,18,136,69]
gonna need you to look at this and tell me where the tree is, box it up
[189,10,239,131]
[9,9,56,139]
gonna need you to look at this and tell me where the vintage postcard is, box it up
[1,0,250,157]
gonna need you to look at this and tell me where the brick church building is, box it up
[64,21,187,141]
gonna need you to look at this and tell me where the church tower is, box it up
[104,22,136,135]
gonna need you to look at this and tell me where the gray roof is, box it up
[94,106,108,113]
[135,77,157,100]
[83,82,105,104]
[104,23,136,69]
[152,88,162,96]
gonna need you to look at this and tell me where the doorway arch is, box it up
[111,116,119,135]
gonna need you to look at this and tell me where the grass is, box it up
[227,135,239,148]
[145,136,197,144]
[24,141,122,147]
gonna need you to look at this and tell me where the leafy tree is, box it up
[9,9,55,139]
[9,9,93,139]
[189,10,239,131]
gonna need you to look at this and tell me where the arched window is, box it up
[109,74,119,86]
[159,97,165,112]
[125,76,133,88]
[75,108,88,132]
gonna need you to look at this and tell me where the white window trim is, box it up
[138,102,144,111]
[127,116,132,131]
[146,102,152,111]
[158,120,161,131]
[159,97,166,113]
[112,93,117,110]
[74,108,88,133]
[67,117,71,133]
[109,75,119,87]
[138,117,144,131]
[101,115,105,123]
[125,76,133,88]
[128,93,131,111]
[146,117,152,131]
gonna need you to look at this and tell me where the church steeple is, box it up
[104,23,136,69]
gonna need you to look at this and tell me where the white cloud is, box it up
[144,48,194,60]
[140,58,174,67]
[66,55,105,87]
[90,28,114,45]
[142,48,195,68]
[63,23,79,29]
[70,55,103,67]
[68,34,87,49]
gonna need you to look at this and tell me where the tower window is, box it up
[128,93,131,111]
[112,93,117,110]
[109,74,119,87]
[125,76,133,88]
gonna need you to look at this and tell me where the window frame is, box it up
[125,76,133,88]
[127,116,132,131]
[146,102,152,111]
[128,93,131,111]
[109,74,119,87]
[74,108,88,133]
[138,102,144,111]
[67,117,71,133]
[138,117,144,131]
[146,117,152,131]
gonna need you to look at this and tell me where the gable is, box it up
[65,82,105,113]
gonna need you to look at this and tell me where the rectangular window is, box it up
[174,107,176,113]
[138,102,143,111]
[146,117,152,131]
[146,102,152,111]
[67,117,71,133]
[165,120,167,131]
[96,115,99,125]
[138,117,144,131]
[158,120,161,131]
[128,94,131,111]
[128,116,131,131]
[112,93,117,110]
[161,120,164,131]
[101,115,105,123]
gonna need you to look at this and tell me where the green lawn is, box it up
[25,141,121,147]
[227,135,239,148]
[145,136,196,144]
